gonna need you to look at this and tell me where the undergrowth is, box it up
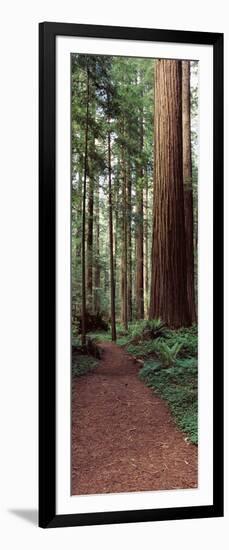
[137,325,198,444]
[126,340,159,357]
[72,354,98,377]
[88,319,167,347]
[139,358,198,444]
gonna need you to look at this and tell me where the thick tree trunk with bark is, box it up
[149,59,190,328]
[182,61,196,323]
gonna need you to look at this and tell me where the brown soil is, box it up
[72,342,198,495]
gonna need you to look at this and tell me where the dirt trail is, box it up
[72,341,198,495]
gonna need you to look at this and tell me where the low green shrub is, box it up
[154,341,183,367]
[128,318,166,341]
[72,335,82,347]
[164,325,198,358]
[87,331,112,342]
[139,355,198,444]
[126,340,159,357]
[72,354,98,377]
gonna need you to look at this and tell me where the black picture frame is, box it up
[39,22,224,528]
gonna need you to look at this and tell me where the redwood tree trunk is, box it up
[149,59,190,328]
[182,60,196,323]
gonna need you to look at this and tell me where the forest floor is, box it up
[71,341,198,495]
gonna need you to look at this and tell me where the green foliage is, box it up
[72,354,98,377]
[126,340,159,358]
[88,328,132,346]
[139,354,198,444]
[115,319,167,347]
[126,324,197,362]
[126,324,199,443]
[114,320,165,347]
[72,335,82,347]
[88,324,157,348]
[144,318,166,333]
[88,331,112,342]
[116,335,131,346]
[175,357,198,376]
[164,325,198,358]
[71,54,155,322]
[154,341,183,367]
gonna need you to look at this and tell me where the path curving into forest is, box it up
[72,342,198,495]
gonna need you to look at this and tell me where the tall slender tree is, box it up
[86,146,94,313]
[127,162,133,321]
[81,65,90,345]
[121,150,128,330]
[107,93,117,341]
[182,60,196,322]
[93,188,100,313]
[135,92,144,320]
[149,59,190,328]
[144,169,149,315]
[114,172,120,297]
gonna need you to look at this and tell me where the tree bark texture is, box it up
[182,60,196,323]
[149,59,190,328]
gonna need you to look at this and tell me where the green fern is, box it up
[155,341,183,367]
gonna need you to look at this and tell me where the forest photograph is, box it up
[71,53,199,496]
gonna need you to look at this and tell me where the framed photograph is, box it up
[39,22,224,528]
